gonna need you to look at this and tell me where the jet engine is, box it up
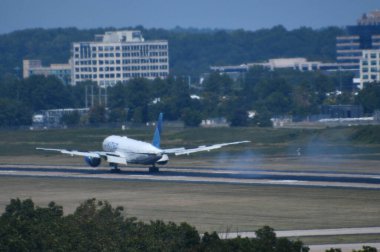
[84,156,101,167]
[156,154,169,165]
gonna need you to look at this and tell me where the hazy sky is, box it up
[1,0,379,34]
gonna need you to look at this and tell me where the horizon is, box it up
[1,0,379,35]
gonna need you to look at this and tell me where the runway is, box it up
[219,227,380,239]
[1,164,380,189]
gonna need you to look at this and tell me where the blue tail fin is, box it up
[152,113,163,148]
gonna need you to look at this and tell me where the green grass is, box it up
[1,126,380,155]
[2,126,380,173]
[0,177,379,235]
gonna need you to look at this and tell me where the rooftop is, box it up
[94,30,145,43]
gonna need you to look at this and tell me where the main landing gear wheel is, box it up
[149,166,159,173]
[110,163,121,173]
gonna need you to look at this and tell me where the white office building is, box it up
[71,30,169,87]
[359,49,380,89]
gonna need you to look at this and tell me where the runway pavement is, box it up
[219,227,380,251]
[219,227,380,239]
[0,164,380,189]
[308,242,380,252]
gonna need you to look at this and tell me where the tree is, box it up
[64,198,125,251]
[325,248,342,252]
[229,108,248,127]
[0,199,65,251]
[356,84,380,114]
[0,98,32,127]
[182,108,202,127]
[353,246,378,252]
[88,105,106,124]
[61,111,81,126]
[255,225,277,252]
[0,198,312,252]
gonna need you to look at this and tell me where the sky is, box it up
[0,0,379,34]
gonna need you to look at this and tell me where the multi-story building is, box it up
[23,59,71,85]
[336,10,380,72]
[359,49,380,89]
[210,58,339,80]
[71,30,169,87]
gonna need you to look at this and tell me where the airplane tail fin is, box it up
[152,112,163,148]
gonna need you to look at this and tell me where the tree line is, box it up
[0,198,376,252]
[1,67,380,127]
[0,198,308,252]
[0,26,344,78]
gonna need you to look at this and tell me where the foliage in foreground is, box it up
[0,198,310,252]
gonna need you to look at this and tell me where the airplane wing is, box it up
[163,140,250,156]
[36,148,105,158]
[36,148,130,165]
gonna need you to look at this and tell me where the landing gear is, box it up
[149,165,159,173]
[110,163,121,173]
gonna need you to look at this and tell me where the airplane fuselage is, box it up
[102,135,167,165]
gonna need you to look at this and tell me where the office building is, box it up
[23,59,71,85]
[71,30,169,87]
[336,10,380,72]
[359,49,380,89]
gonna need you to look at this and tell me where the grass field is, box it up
[0,176,379,234]
[1,126,380,173]
[1,126,380,245]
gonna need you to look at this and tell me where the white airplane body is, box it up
[37,113,250,172]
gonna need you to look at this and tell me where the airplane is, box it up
[36,113,250,173]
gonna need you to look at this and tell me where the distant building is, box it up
[210,58,339,80]
[321,105,364,118]
[336,10,380,72]
[71,30,169,87]
[32,108,90,128]
[23,59,71,85]
[359,49,380,89]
